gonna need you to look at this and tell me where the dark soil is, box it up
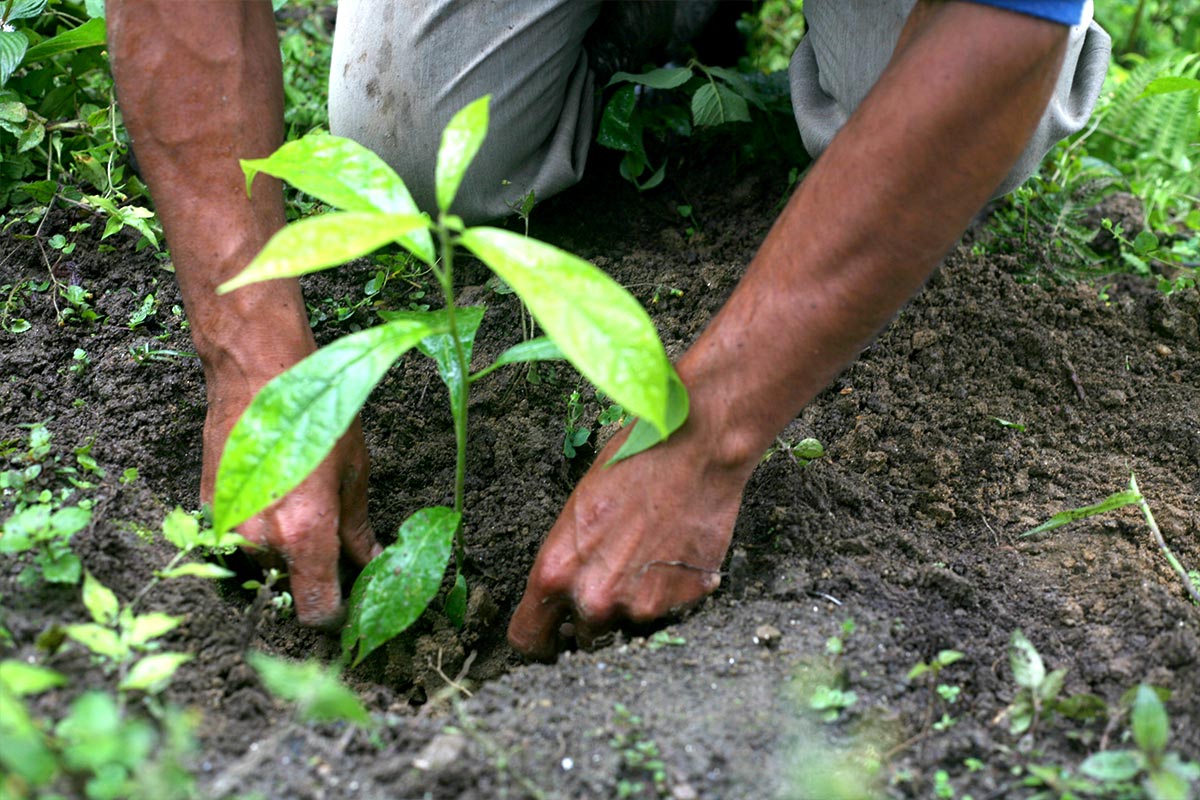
[2,135,1197,799]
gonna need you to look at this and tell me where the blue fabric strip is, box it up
[961,0,1086,26]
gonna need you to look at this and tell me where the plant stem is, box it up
[1130,474,1200,607]
[437,223,470,571]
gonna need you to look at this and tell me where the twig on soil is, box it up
[1061,356,1088,404]
[808,591,843,606]
[429,647,476,698]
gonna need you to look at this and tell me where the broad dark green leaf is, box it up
[608,370,689,464]
[241,134,434,263]
[0,661,65,696]
[1022,488,1141,537]
[248,651,371,726]
[213,317,442,535]
[691,82,750,127]
[0,30,29,87]
[4,0,47,22]
[435,95,490,213]
[1009,629,1045,690]
[218,211,428,293]
[342,507,459,666]
[597,84,640,153]
[460,227,682,437]
[23,17,105,62]
[705,65,765,109]
[1079,749,1144,782]
[380,307,484,397]
[606,66,692,90]
[1132,684,1169,756]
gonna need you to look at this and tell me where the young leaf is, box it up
[460,227,683,437]
[1144,768,1189,800]
[241,133,434,264]
[380,307,484,397]
[1022,488,1142,537]
[156,563,235,581]
[435,95,490,213]
[119,653,192,693]
[1138,76,1200,99]
[1009,629,1045,691]
[342,507,459,666]
[126,613,184,647]
[161,507,199,551]
[49,505,91,538]
[81,571,119,627]
[0,661,66,696]
[213,316,442,535]
[691,82,750,127]
[39,551,81,584]
[607,66,692,90]
[22,17,105,62]
[474,336,564,380]
[1079,749,1144,782]
[247,651,371,726]
[1131,684,1169,757]
[217,211,428,294]
[63,624,126,661]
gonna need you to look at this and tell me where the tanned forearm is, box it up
[108,0,312,389]
[676,3,1070,469]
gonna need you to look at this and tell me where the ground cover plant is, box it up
[1,2,1199,798]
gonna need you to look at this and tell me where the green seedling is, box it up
[1002,629,1108,742]
[825,617,856,658]
[1024,473,1200,607]
[562,389,590,458]
[610,703,670,798]
[0,501,88,583]
[127,293,156,329]
[1077,685,1199,800]
[809,684,858,724]
[763,435,824,465]
[211,96,688,666]
[645,630,686,651]
[908,649,965,734]
[60,509,246,692]
[246,651,371,728]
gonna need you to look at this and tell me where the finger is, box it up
[337,435,379,566]
[508,588,570,662]
[572,616,612,651]
[283,526,345,629]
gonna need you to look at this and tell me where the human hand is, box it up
[199,353,380,628]
[507,393,756,660]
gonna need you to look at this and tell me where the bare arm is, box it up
[509,2,1070,658]
[108,1,377,626]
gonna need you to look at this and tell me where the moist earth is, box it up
[1,136,1198,799]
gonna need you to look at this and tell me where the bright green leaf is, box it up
[49,505,91,538]
[792,438,825,461]
[39,551,81,584]
[241,133,434,263]
[3,0,48,22]
[1039,667,1067,703]
[1022,489,1142,537]
[119,653,191,693]
[460,227,683,437]
[22,17,105,62]
[84,0,105,18]
[1080,749,1144,782]
[157,562,235,581]
[161,507,199,550]
[691,81,750,127]
[0,98,27,122]
[0,661,66,696]
[1009,629,1045,690]
[63,623,126,660]
[1138,76,1200,99]
[607,66,692,90]
[218,211,428,294]
[247,651,371,726]
[1144,767,1189,800]
[81,570,119,626]
[126,612,184,647]
[213,317,441,534]
[608,370,689,464]
[342,507,459,666]
[16,119,42,152]
[435,95,490,213]
[1132,684,1169,756]
[472,336,565,382]
[380,307,484,398]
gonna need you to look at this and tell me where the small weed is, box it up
[1000,630,1108,742]
[908,649,965,734]
[762,435,824,465]
[562,389,590,458]
[1024,473,1200,607]
[610,703,670,798]
[645,630,686,651]
[247,651,371,728]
